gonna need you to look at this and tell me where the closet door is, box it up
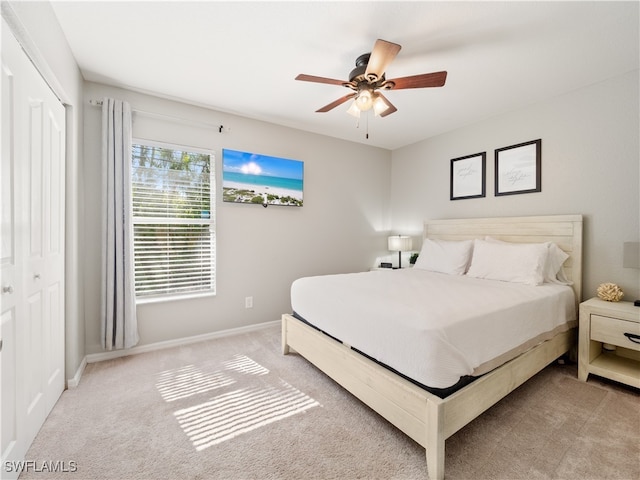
[1,19,66,478]
[1,29,24,475]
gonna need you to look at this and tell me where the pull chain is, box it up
[353,111,371,140]
[366,112,369,139]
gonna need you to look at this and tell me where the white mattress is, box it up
[291,268,576,389]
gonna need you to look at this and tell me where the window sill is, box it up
[136,290,215,306]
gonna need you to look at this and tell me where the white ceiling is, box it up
[50,1,638,150]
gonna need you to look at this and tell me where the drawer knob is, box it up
[624,332,640,344]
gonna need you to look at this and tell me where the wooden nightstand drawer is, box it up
[579,298,640,388]
[591,314,640,352]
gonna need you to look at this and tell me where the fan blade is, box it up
[365,39,401,82]
[316,93,357,113]
[376,93,397,118]
[386,71,447,90]
[295,74,349,86]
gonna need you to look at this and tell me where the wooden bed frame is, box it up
[281,215,583,479]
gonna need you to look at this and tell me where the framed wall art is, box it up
[222,149,304,207]
[450,152,486,200]
[495,139,541,196]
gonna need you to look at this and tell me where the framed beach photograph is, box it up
[450,152,486,200]
[495,139,541,196]
[222,149,304,207]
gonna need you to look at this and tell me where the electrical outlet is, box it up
[245,296,253,308]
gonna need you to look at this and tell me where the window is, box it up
[131,142,215,299]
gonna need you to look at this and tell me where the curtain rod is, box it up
[88,99,227,132]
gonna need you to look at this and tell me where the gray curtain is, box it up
[100,98,139,350]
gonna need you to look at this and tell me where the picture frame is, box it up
[495,139,541,196]
[222,149,304,207]
[450,152,486,200]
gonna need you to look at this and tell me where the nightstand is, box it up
[578,297,640,388]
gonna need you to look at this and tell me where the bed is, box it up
[281,215,582,479]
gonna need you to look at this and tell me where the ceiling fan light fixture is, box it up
[355,88,374,111]
[346,100,361,118]
[372,94,390,116]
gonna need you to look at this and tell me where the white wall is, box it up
[391,70,640,301]
[4,0,86,382]
[83,82,392,353]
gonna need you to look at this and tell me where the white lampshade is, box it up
[388,235,412,252]
[372,94,390,117]
[346,100,361,118]
[356,89,374,111]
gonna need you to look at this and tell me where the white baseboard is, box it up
[82,319,280,367]
[67,356,87,388]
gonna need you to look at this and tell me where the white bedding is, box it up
[290,268,576,389]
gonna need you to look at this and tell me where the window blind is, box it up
[131,143,215,298]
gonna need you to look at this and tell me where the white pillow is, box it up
[544,242,571,285]
[466,239,548,285]
[484,237,571,285]
[413,238,474,275]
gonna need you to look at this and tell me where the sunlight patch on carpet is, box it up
[222,354,270,376]
[156,365,235,402]
[174,379,320,451]
[156,355,270,402]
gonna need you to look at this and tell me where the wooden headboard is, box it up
[423,215,583,305]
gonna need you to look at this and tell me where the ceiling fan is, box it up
[295,39,447,118]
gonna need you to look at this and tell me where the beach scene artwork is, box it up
[222,149,304,206]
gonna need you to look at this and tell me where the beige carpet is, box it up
[22,324,639,480]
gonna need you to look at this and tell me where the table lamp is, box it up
[388,235,413,269]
